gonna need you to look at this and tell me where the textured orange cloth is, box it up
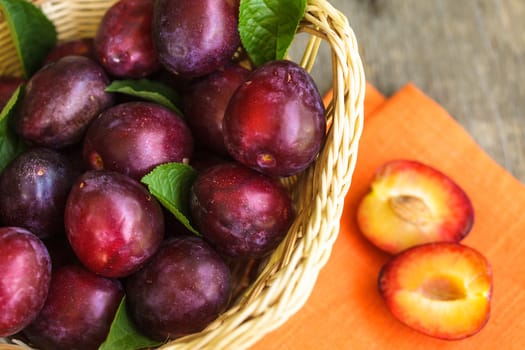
[251,83,525,349]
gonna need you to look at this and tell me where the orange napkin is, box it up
[251,83,525,349]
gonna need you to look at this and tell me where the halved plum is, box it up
[378,242,492,340]
[357,159,474,254]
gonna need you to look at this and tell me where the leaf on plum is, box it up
[0,85,26,172]
[105,79,184,116]
[141,162,200,236]
[238,0,307,66]
[99,296,162,350]
[0,0,57,77]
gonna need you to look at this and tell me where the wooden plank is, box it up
[301,0,525,182]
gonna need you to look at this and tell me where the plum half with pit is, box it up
[223,60,326,177]
[378,242,492,340]
[64,170,164,277]
[23,265,124,350]
[190,163,295,258]
[0,147,78,239]
[94,0,160,78]
[125,236,232,340]
[0,227,51,337]
[14,55,114,149]
[82,101,193,180]
[356,159,474,254]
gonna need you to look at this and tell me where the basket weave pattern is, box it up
[0,0,365,349]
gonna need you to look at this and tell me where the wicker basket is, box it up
[0,0,365,349]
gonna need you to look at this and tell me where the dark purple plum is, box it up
[82,101,193,180]
[223,60,326,177]
[64,170,164,277]
[184,63,250,156]
[94,0,160,78]
[43,38,96,65]
[152,0,240,78]
[0,76,25,109]
[125,236,231,341]
[190,163,295,258]
[14,55,114,149]
[0,147,78,239]
[23,265,123,350]
[0,227,51,337]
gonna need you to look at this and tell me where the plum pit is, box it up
[389,194,433,227]
[420,274,467,301]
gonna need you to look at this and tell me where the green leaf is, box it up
[0,85,26,172]
[239,0,307,66]
[99,296,162,350]
[141,162,200,236]
[0,0,57,77]
[105,79,184,116]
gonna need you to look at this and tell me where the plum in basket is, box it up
[83,101,193,180]
[125,235,232,341]
[14,55,114,149]
[190,162,295,258]
[23,264,124,350]
[152,0,240,78]
[0,227,51,337]
[64,170,164,277]
[183,63,250,156]
[0,147,78,239]
[94,0,160,78]
[223,60,326,177]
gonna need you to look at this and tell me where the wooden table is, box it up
[303,0,525,183]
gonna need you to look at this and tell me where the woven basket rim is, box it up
[0,0,365,349]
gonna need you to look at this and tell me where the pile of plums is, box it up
[0,0,326,348]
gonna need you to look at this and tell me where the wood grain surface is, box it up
[300,0,525,183]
